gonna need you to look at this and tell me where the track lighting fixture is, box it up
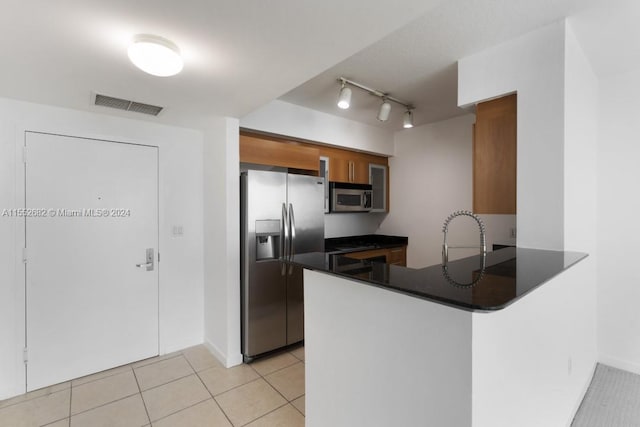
[336,77,414,127]
[337,81,352,109]
[403,109,414,128]
[377,99,391,122]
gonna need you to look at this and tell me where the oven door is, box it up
[331,183,371,212]
[333,189,364,212]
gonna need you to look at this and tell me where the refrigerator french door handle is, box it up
[288,203,296,275]
[281,203,289,276]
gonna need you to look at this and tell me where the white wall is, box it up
[458,21,566,251]
[597,65,640,373]
[472,259,595,427]
[202,118,243,367]
[563,20,599,378]
[457,21,598,424]
[240,100,395,156]
[0,97,205,399]
[378,114,515,268]
[304,269,472,427]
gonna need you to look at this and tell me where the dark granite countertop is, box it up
[290,247,587,312]
[324,234,408,254]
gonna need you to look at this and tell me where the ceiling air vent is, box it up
[94,94,163,116]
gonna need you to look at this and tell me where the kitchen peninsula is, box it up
[291,247,593,427]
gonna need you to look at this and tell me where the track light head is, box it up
[403,109,414,128]
[337,83,352,109]
[336,77,414,126]
[377,99,391,122]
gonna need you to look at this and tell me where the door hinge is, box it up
[22,247,27,263]
[23,347,28,364]
[157,252,160,263]
[22,146,27,164]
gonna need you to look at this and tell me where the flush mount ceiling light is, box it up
[403,109,414,128]
[336,77,414,127]
[127,34,183,77]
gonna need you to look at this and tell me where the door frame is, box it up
[15,126,161,393]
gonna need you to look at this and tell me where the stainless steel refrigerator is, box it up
[241,170,324,361]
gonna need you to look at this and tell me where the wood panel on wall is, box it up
[473,94,517,214]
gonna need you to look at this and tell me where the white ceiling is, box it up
[0,0,441,127]
[1,0,637,130]
[280,0,639,130]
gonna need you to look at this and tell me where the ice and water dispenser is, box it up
[255,219,280,261]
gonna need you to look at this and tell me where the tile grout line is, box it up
[70,363,135,388]
[291,400,305,417]
[210,376,287,427]
[137,371,195,394]
[239,401,292,427]
[1,353,184,410]
[0,384,71,410]
[261,372,296,407]
[0,387,71,413]
[39,415,71,427]
[182,352,236,427]
[1,347,303,426]
[131,352,183,371]
[250,355,301,378]
[69,391,140,418]
[134,353,201,394]
[68,380,72,427]
[132,366,152,426]
[240,349,306,418]
[254,355,305,403]
[148,396,211,425]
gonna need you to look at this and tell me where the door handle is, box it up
[281,203,288,276]
[136,248,154,271]
[288,203,296,275]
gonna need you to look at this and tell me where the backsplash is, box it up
[324,212,384,238]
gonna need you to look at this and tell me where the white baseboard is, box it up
[599,355,640,375]
[566,361,598,426]
[203,339,243,368]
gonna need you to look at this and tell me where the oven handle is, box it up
[363,191,372,209]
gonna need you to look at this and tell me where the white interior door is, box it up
[25,132,159,391]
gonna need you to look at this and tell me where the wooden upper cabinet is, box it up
[321,147,386,185]
[240,133,319,171]
[240,131,389,206]
[473,94,517,215]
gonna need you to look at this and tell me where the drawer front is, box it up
[388,246,406,266]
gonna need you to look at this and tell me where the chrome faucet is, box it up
[442,210,487,264]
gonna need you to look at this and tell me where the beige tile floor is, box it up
[0,344,305,427]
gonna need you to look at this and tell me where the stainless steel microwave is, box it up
[329,182,372,212]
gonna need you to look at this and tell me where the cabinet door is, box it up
[473,94,517,214]
[387,246,406,266]
[369,164,387,212]
[240,133,320,171]
[328,152,350,183]
[352,157,370,184]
